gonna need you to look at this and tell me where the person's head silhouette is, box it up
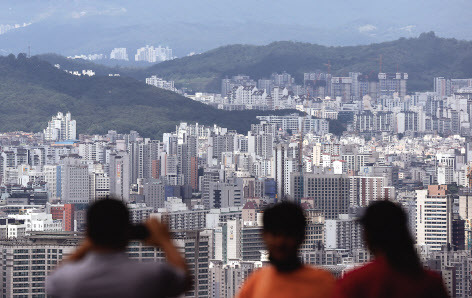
[87,199,131,250]
[360,200,422,275]
[263,201,306,272]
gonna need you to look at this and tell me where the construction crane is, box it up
[379,54,383,73]
[371,55,383,74]
[298,124,304,173]
[466,165,472,250]
[324,60,331,75]
[296,120,305,205]
[468,165,472,189]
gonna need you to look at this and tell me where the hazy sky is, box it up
[1,0,470,35]
[0,0,471,55]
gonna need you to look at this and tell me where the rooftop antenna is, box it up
[379,54,383,73]
[467,165,472,250]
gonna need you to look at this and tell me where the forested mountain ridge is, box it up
[140,32,472,92]
[37,33,472,93]
[0,54,314,138]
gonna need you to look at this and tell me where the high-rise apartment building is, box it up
[272,143,298,200]
[48,203,75,231]
[325,213,363,251]
[145,76,176,92]
[109,151,130,202]
[210,260,258,298]
[201,168,221,209]
[43,112,76,141]
[181,230,211,297]
[349,176,393,206]
[60,156,90,204]
[378,73,408,98]
[44,165,60,200]
[291,172,350,219]
[209,179,243,209]
[0,232,84,296]
[434,77,452,97]
[303,72,331,99]
[143,179,166,210]
[127,203,153,224]
[416,185,452,251]
[329,77,352,102]
[221,75,257,98]
[110,48,129,61]
[458,189,472,250]
[427,249,472,298]
[135,45,173,62]
[89,165,110,201]
[451,78,472,94]
[256,115,329,135]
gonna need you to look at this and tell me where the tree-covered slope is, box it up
[138,32,472,92]
[0,54,310,138]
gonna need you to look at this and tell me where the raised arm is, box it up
[145,218,190,284]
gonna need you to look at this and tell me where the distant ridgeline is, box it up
[120,32,472,93]
[37,33,472,95]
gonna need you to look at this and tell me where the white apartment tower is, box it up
[416,185,452,251]
[44,165,60,200]
[44,112,76,141]
[110,48,129,61]
[135,45,173,62]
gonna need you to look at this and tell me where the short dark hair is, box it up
[263,202,306,242]
[86,198,130,249]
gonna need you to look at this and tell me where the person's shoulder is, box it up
[302,266,335,281]
[237,266,269,298]
[423,269,445,283]
[241,266,272,285]
[49,261,83,279]
[248,266,271,279]
[337,260,379,284]
[47,261,86,295]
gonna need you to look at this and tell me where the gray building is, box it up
[210,260,258,298]
[60,156,90,204]
[256,115,329,135]
[241,224,264,261]
[291,173,350,219]
[325,213,363,251]
[0,232,80,297]
[209,179,243,209]
[161,209,209,231]
[109,151,131,202]
[143,179,166,210]
[426,249,472,298]
[201,168,222,209]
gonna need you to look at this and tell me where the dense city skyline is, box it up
[0,1,471,296]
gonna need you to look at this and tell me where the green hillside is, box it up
[0,54,319,138]
[137,32,472,92]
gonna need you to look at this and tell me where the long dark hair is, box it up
[360,200,424,276]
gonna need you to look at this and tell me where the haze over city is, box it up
[0,1,470,297]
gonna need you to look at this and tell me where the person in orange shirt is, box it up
[237,202,335,298]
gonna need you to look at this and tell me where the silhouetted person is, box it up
[333,200,449,298]
[46,199,190,298]
[238,202,335,298]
